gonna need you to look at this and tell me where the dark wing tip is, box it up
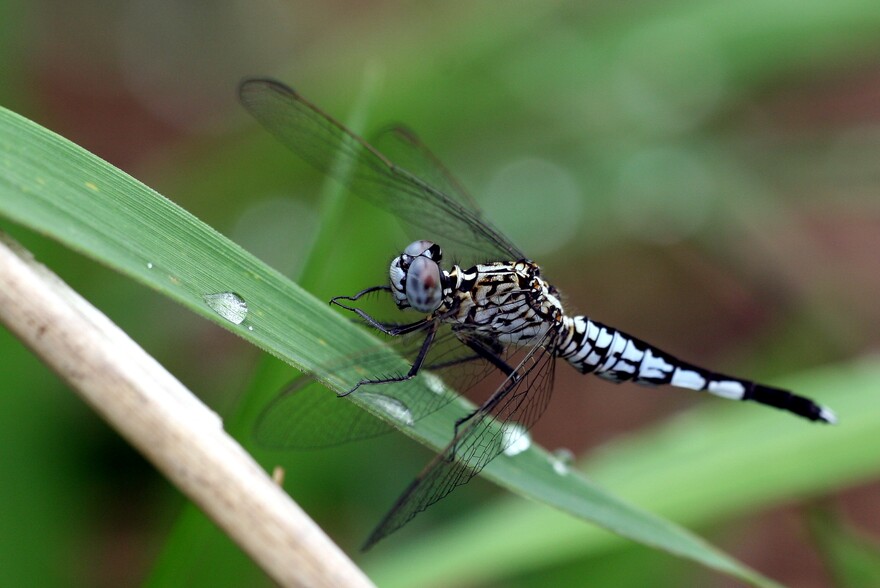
[390,125,420,143]
[370,123,418,145]
[359,474,423,551]
[237,77,298,103]
[360,534,379,552]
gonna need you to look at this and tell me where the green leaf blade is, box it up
[0,104,780,587]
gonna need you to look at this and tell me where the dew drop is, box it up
[551,447,575,475]
[146,262,154,269]
[501,423,531,457]
[203,292,248,325]
[360,393,414,426]
[422,372,446,395]
[248,325,254,331]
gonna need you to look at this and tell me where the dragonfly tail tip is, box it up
[818,406,838,425]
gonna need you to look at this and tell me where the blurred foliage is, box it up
[0,77,776,587]
[809,507,880,588]
[365,359,880,587]
[1,1,880,587]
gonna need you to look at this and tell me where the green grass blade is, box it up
[809,507,880,588]
[0,104,777,587]
[366,359,879,587]
[145,70,386,588]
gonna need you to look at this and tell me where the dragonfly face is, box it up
[389,240,446,313]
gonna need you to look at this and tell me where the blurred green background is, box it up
[2,1,880,587]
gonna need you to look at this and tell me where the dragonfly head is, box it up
[390,240,445,313]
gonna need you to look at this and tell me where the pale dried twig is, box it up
[0,232,374,588]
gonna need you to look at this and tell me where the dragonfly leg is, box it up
[330,285,392,303]
[450,369,524,462]
[421,332,505,372]
[331,291,430,336]
[425,354,482,371]
[340,321,440,397]
[369,318,437,336]
[452,338,518,437]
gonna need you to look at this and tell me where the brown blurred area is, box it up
[3,1,880,587]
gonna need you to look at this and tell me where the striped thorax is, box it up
[390,240,563,345]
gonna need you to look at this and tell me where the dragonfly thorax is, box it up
[389,240,448,313]
[442,260,566,346]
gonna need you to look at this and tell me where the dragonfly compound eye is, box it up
[405,255,443,312]
[403,240,440,260]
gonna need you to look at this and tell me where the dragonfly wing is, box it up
[239,79,525,265]
[362,330,558,549]
[254,375,395,449]
[370,125,482,212]
[254,327,503,449]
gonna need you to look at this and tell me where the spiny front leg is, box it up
[330,286,431,336]
[339,320,440,397]
[452,336,518,438]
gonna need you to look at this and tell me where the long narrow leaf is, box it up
[366,359,879,587]
[0,105,777,587]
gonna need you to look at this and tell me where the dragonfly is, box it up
[239,78,836,550]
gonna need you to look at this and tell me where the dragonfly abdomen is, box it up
[557,315,836,423]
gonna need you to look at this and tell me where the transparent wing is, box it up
[254,376,397,449]
[370,125,481,212]
[363,330,559,549]
[254,283,541,449]
[239,78,525,265]
[254,327,505,449]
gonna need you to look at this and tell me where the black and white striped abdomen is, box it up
[557,315,836,423]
